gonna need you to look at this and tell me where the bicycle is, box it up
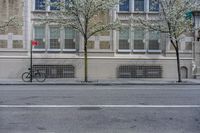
[22,68,46,82]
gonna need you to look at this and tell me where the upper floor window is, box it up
[34,26,46,49]
[49,27,60,49]
[119,0,129,11]
[50,0,60,10]
[149,30,160,50]
[135,0,144,11]
[133,28,145,50]
[35,0,45,10]
[149,0,159,12]
[64,28,76,49]
[119,27,130,49]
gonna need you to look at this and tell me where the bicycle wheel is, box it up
[22,72,31,82]
[35,73,46,82]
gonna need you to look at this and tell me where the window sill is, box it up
[63,49,77,52]
[117,49,132,52]
[47,49,61,52]
[148,50,162,53]
[32,49,46,52]
[133,50,146,53]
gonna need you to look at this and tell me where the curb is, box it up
[0,82,200,85]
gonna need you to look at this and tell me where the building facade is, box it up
[0,0,199,80]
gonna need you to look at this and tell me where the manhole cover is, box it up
[78,107,102,111]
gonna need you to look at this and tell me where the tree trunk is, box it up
[175,48,182,82]
[84,37,88,82]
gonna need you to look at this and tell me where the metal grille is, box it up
[118,65,162,78]
[33,65,75,78]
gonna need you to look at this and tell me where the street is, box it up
[0,85,200,133]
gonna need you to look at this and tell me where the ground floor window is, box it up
[33,65,75,78]
[118,65,162,78]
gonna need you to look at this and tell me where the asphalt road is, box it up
[0,85,200,133]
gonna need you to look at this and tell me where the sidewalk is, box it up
[0,78,200,85]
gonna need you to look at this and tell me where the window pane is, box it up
[64,28,75,49]
[149,0,159,12]
[35,0,45,10]
[149,31,160,50]
[119,27,129,49]
[135,0,144,11]
[50,0,60,10]
[119,0,129,11]
[134,28,145,50]
[34,26,45,49]
[50,27,60,49]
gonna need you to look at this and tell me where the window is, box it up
[149,0,159,12]
[13,40,23,48]
[135,0,144,11]
[64,28,76,49]
[100,41,110,49]
[35,0,45,10]
[34,26,45,49]
[50,0,60,10]
[134,28,145,50]
[149,31,160,50]
[119,27,130,49]
[50,27,60,49]
[0,40,7,48]
[119,0,129,11]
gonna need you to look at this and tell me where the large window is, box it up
[119,27,130,49]
[34,26,45,49]
[35,0,45,10]
[135,0,144,11]
[64,28,76,49]
[134,28,145,50]
[50,0,60,10]
[49,27,60,49]
[149,31,160,51]
[119,0,129,11]
[149,0,159,12]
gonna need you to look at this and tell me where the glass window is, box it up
[50,27,60,49]
[34,26,45,49]
[35,0,45,10]
[119,27,130,49]
[135,0,144,11]
[50,0,60,10]
[64,28,76,49]
[119,0,129,11]
[149,31,160,50]
[134,28,145,50]
[149,0,159,12]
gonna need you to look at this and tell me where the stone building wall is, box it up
[0,0,23,34]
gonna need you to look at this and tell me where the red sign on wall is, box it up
[31,40,40,46]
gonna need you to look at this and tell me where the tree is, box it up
[0,17,19,32]
[132,0,199,82]
[40,0,120,82]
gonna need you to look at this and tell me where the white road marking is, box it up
[0,105,200,108]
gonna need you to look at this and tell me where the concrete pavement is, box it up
[0,78,200,85]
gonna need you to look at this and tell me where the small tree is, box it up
[132,0,199,82]
[41,0,120,82]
